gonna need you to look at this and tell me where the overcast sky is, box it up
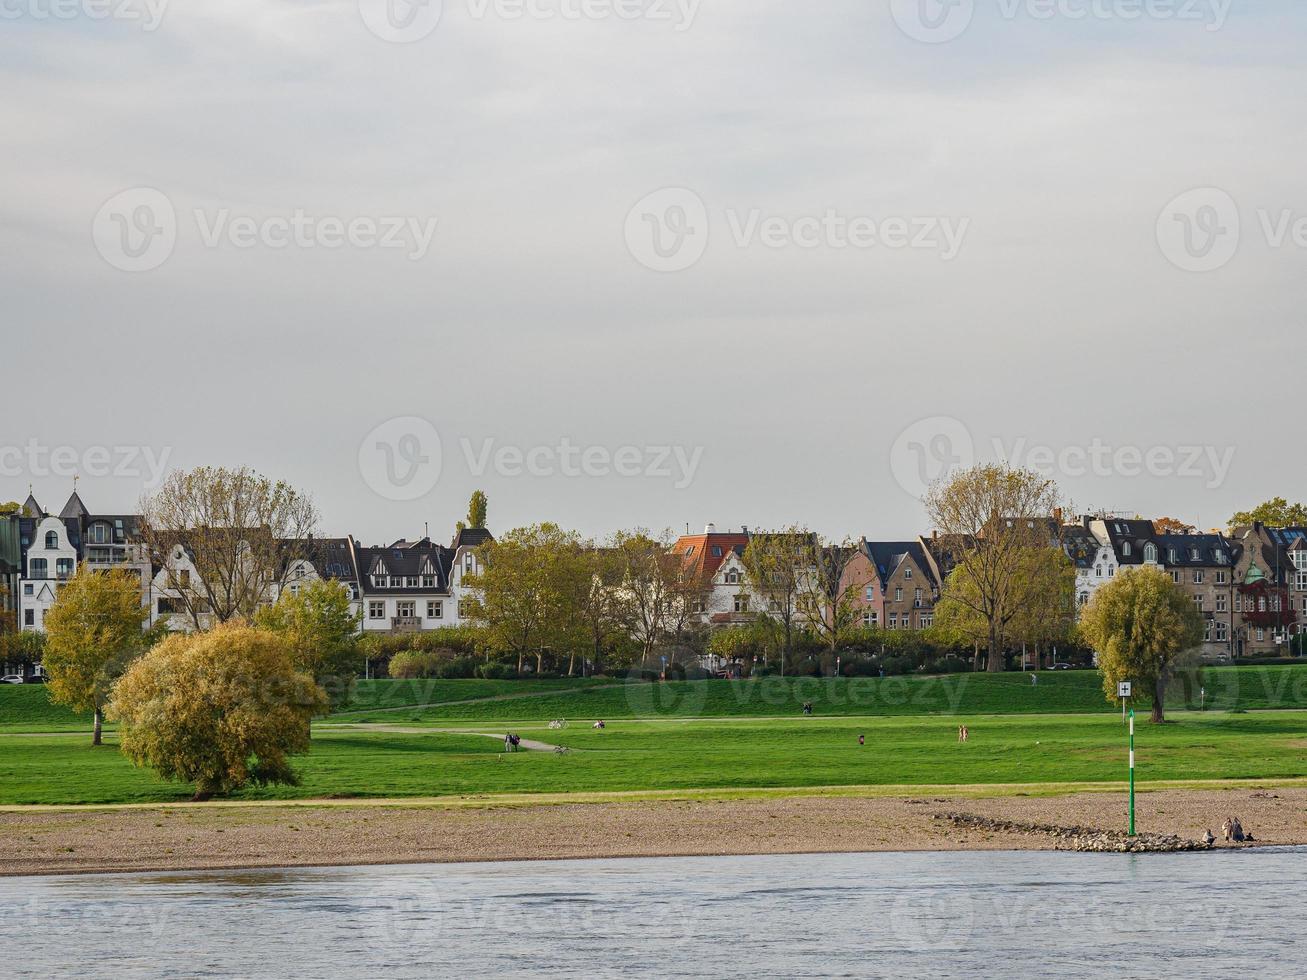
[3,0,1303,544]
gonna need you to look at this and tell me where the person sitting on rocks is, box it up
[1203,829,1216,847]
[1231,817,1246,843]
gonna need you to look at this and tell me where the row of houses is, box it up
[4,491,1305,668]
[0,491,491,647]
[670,516,1306,661]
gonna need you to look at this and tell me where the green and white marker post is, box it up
[1128,708,1136,836]
[1118,681,1135,836]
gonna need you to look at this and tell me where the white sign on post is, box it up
[1118,682,1132,699]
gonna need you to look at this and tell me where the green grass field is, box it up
[1,711,1304,806]
[3,667,1305,806]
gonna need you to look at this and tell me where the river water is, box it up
[2,848,1302,978]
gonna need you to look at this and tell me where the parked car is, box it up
[1,674,25,684]
[1052,663,1074,670]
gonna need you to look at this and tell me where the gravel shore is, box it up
[2,787,1302,877]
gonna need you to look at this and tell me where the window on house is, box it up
[1257,628,1265,641]
[369,601,386,620]
[864,586,874,601]
[179,570,191,588]
[769,599,781,613]
[45,531,58,549]
[23,584,33,596]
[711,546,723,557]
[1167,548,1177,563]
[373,576,388,588]
[1193,595,1203,610]
[733,595,749,614]
[1171,571,1180,584]
[405,577,419,589]
[24,610,34,626]
[1079,592,1089,606]
[1204,622,1212,642]
[1122,542,1132,557]
[1191,548,1200,561]
[919,613,933,628]
[422,575,435,588]
[30,559,47,579]
[289,584,300,598]
[1144,543,1157,563]
[888,614,898,629]
[862,611,878,626]
[458,601,469,618]
[1193,571,1204,584]
[428,601,443,619]
[894,588,902,602]
[1216,622,1228,642]
[397,601,416,619]
[685,546,696,557]
[1216,593,1227,612]
[1216,571,1228,585]
[1095,566,1102,578]
[90,524,107,544]
[904,568,912,579]
[914,588,923,604]
[464,554,474,573]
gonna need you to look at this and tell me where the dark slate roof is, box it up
[59,491,89,521]
[356,538,452,595]
[303,537,360,584]
[862,540,937,588]
[451,527,493,551]
[1154,533,1236,567]
[21,493,43,518]
[1060,525,1101,568]
[1097,519,1159,566]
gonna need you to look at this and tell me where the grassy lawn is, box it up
[3,711,1305,806]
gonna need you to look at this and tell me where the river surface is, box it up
[2,848,1303,978]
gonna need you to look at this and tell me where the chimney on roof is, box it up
[705,523,716,534]
[932,529,938,541]
[741,525,749,535]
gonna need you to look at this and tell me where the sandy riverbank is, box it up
[2,786,1303,877]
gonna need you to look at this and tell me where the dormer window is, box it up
[685,546,696,557]
[725,568,740,585]
[464,554,475,573]
[45,531,59,549]
[711,546,723,558]
[1191,548,1200,561]
[904,568,913,579]
[1143,543,1157,563]
[1122,542,1132,557]
[1168,548,1177,563]
[373,575,388,588]
[422,575,436,588]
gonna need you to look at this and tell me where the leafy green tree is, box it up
[741,529,808,674]
[1229,497,1307,529]
[254,579,362,710]
[110,623,328,800]
[1079,565,1205,723]
[467,490,488,529]
[925,464,1062,672]
[465,524,588,674]
[43,566,149,745]
[0,501,19,516]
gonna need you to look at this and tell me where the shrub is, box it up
[110,623,327,800]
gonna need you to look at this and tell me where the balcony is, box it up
[391,616,422,633]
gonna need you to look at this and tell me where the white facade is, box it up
[18,518,78,632]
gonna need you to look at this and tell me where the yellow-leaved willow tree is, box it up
[1079,565,1205,723]
[43,565,150,745]
[110,623,327,800]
